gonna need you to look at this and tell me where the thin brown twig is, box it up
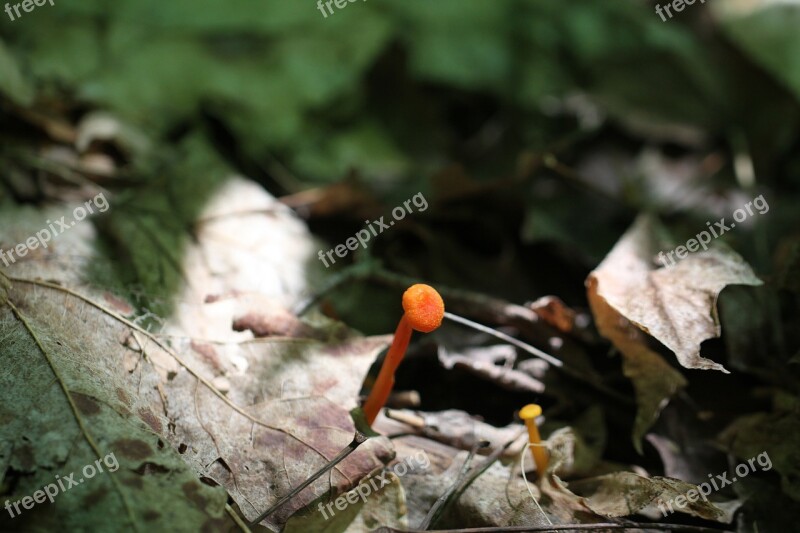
[418,440,490,530]
[377,523,734,533]
[225,504,252,533]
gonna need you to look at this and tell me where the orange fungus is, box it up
[402,284,444,333]
[362,284,444,425]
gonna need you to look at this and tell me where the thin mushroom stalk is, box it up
[520,403,548,477]
[363,284,444,425]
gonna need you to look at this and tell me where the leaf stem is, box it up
[418,440,488,530]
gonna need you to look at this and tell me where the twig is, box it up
[418,440,489,530]
[377,524,734,532]
[226,504,252,533]
[447,430,527,513]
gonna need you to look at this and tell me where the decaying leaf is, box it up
[566,471,725,521]
[588,274,687,452]
[587,214,762,373]
[438,345,545,394]
[538,417,727,524]
[0,183,396,530]
[0,276,230,531]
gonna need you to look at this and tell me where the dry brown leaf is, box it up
[544,423,725,523]
[539,420,727,525]
[588,274,687,452]
[438,345,545,394]
[587,214,762,373]
[566,471,725,521]
[528,295,577,333]
[132,179,397,527]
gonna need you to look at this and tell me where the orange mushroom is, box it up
[362,284,444,425]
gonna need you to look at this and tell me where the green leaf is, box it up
[0,39,33,106]
[721,3,800,102]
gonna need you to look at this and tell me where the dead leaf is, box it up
[528,295,576,333]
[587,214,762,373]
[0,273,230,530]
[567,471,725,521]
[588,274,687,452]
[438,345,545,394]
[0,181,396,530]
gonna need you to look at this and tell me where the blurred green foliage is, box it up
[2,0,799,325]
[6,0,797,187]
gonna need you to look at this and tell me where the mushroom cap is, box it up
[402,284,445,333]
[519,404,542,420]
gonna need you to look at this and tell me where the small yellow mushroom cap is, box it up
[519,404,542,420]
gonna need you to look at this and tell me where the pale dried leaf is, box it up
[587,214,762,373]
[588,275,687,452]
[566,471,725,521]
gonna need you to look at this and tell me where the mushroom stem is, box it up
[520,404,548,476]
[363,315,412,425]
